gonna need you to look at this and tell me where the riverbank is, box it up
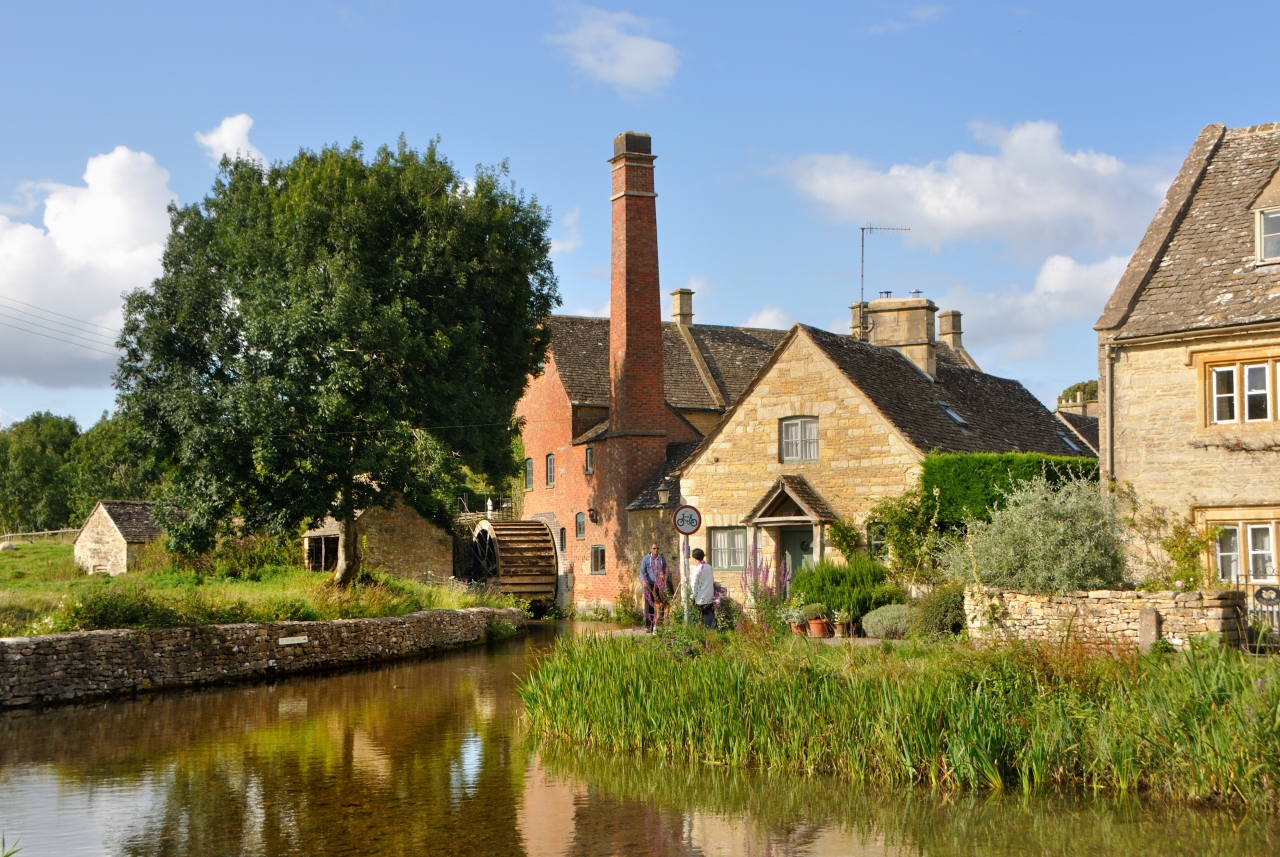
[0,606,525,709]
[520,628,1280,807]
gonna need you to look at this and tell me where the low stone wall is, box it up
[0,607,525,710]
[964,589,1245,650]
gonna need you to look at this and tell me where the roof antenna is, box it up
[859,224,910,339]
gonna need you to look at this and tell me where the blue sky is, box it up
[0,1,1276,428]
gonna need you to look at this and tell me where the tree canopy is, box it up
[116,139,559,562]
[1058,379,1099,403]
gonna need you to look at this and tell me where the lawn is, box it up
[0,541,516,637]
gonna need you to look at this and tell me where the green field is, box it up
[0,541,515,637]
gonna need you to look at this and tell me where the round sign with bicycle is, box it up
[673,504,702,535]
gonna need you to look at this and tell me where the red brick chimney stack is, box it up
[608,131,665,434]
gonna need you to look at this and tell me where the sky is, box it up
[0,0,1276,428]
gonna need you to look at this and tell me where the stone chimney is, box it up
[865,293,937,376]
[608,131,666,434]
[671,288,693,326]
[936,309,980,369]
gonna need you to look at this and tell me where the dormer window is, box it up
[1260,209,1280,262]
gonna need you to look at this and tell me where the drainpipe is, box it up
[1104,342,1117,489]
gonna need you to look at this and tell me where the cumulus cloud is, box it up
[195,114,265,165]
[550,206,583,259]
[0,146,175,387]
[786,121,1166,257]
[551,7,679,96]
[744,306,792,330]
[866,4,946,34]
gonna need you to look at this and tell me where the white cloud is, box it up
[574,301,610,317]
[786,121,1166,257]
[866,4,946,34]
[551,7,679,96]
[945,254,1128,360]
[744,305,792,330]
[195,114,265,165]
[550,206,583,259]
[0,146,175,387]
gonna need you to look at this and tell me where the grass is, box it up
[0,541,517,636]
[519,626,1280,807]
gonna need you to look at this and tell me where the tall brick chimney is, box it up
[608,132,665,434]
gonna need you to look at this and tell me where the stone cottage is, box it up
[1096,122,1280,591]
[74,500,163,576]
[301,497,453,580]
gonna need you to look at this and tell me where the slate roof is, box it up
[1098,123,1280,338]
[98,501,163,543]
[742,475,839,524]
[1056,411,1100,454]
[544,315,786,410]
[626,441,701,510]
[802,326,1090,457]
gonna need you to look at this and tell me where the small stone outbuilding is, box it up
[302,498,454,580]
[73,500,163,576]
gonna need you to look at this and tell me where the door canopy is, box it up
[741,475,838,527]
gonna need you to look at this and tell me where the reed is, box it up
[519,632,1280,807]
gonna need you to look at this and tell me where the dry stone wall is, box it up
[0,607,525,710]
[965,588,1245,649]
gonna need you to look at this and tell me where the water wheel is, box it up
[470,519,558,600]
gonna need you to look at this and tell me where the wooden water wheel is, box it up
[470,519,558,600]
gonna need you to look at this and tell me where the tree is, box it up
[0,412,80,533]
[1058,379,1099,403]
[67,411,161,522]
[117,140,559,582]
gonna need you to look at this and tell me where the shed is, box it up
[301,496,454,580]
[73,501,163,576]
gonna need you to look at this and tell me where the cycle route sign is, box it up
[673,505,702,536]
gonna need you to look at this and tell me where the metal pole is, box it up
[682,534,690,625]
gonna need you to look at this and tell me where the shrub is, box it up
[865,488,942,582]
[802,603,828,621]
[940,476,1127,593]
[909,583,966,637]
[1117,483,1218,591]
[861,603,911,639]
[790,558,903,627]
[921,452,1098,529]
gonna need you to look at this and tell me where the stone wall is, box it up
[965,588,1245,649]
[73,504,127,576]
[357,502,455,580]
[0,606,525,710]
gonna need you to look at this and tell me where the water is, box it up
[1,622,1277,856]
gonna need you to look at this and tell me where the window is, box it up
[559,528,566,552]
[575,512,585,539]
[1249,525,1274,579]
[1058,432,1081,454]
[780,417,818,462]
[1213,367,1237,423]
[1217,526,1240,582]
[584,445,595,474]
[938,401,968,426]
[1261,209,1280,261]
[590,545,606,574]
[867,522,887,560]
[545,454,555,488]
[1245,364,1270,421]
[524,458,534,491]
[710,528,747,569]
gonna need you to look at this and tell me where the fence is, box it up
[1246,602,1280,653]
[0,528,79,544]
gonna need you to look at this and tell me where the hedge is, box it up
[920,452,1097,528]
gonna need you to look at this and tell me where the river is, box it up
[0,622,1277,856]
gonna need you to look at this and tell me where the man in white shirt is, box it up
[690,548,716,629]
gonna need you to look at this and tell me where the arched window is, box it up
[559,528,566,551]
[575,512,585,539]
[545,454,556,487]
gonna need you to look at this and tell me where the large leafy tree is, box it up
[67,411,162,522]
[0,412,80,533]
[117,140,558,581]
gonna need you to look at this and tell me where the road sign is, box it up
[673,505,702,536]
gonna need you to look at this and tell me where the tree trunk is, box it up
[333,516,359,586]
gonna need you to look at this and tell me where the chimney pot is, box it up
[909,289,922,298]
[879,290,893,299]
[671,288,694,327]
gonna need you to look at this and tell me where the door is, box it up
[781,527,814,575]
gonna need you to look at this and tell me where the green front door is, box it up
[781,527,814,575]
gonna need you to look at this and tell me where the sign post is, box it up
[673,505,702,626]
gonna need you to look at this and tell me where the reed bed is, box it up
[519,630,1280,807]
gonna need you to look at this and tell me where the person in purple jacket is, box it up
[639,542,671,632]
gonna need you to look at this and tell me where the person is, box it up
[639,542,669,632]
[690,548,716,629]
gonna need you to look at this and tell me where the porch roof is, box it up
[741,475,838,525]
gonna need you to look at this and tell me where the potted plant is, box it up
[783,603,806,635]
[832,608,851,638]
[803,603,830,638]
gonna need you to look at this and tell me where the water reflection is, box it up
[0,623,1276,856]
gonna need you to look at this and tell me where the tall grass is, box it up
[520,633,1280,807]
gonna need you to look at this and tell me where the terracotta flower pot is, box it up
[833,622,850,638]
[790,621,806,636]
[807,618,829,638]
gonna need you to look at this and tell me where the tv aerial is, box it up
[858,225,909,339]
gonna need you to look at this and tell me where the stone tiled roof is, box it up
[99,501,163,543]
[1098,123,1280,338]
[543,315,786,410]
[626,441,701,510]
[803,326,1089,457]
[742,475,839,524]
[1056,411,1100,454]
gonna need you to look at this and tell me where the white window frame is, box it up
[710,527,747,570]
[545,453,555,488]
[524,458,533,491]
[1212,366,1237,424]
[584,445,595,474]
[1248,524,1275,580]
[590,545,606,574]
[1244,363,1271,422]
[1216,525,1240,583]
[1259,208,1280,263]
[575,512,585,539]
[780,417,818,462]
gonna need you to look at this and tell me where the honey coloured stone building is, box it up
[301,496,453,581]
[74,500,163,576]
[1096,122,1280,592]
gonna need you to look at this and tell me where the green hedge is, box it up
[790,557,905,629]
[921,452,1097,528]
